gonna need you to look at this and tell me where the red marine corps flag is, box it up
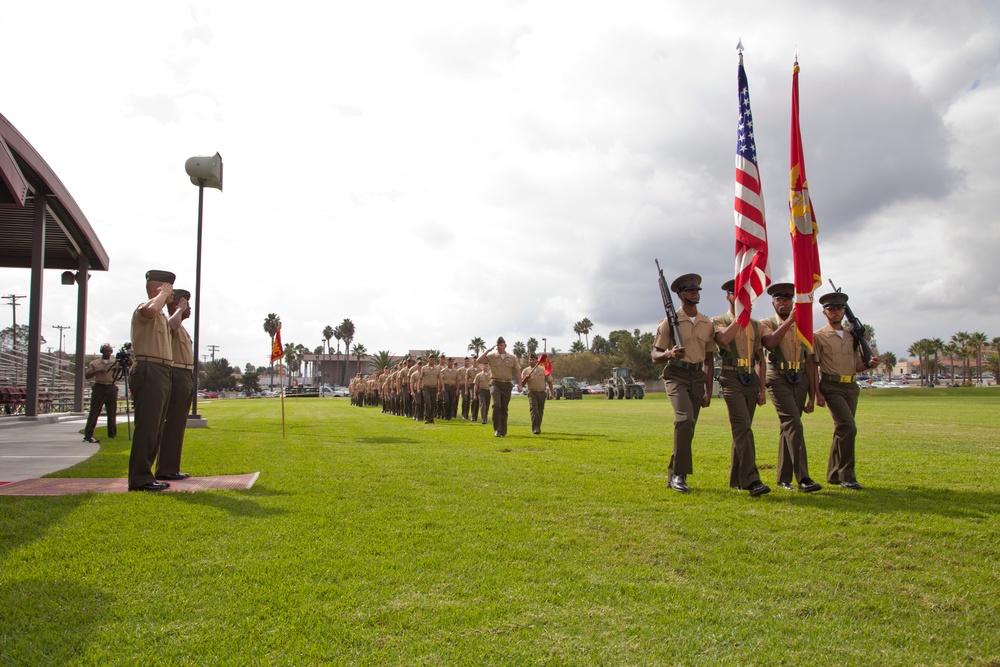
[733,43,770,326]
[789,57,822,350]
[271,325,284,363]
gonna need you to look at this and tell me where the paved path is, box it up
[0,414,100,483]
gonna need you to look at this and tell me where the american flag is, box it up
[733,52,771,327]
[789,59,821,351]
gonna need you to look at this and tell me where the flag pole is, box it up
[279,357,286,438]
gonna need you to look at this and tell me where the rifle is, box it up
[655,259,683,348]
[828,279,873,367]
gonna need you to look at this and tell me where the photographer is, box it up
[83,343,118,443]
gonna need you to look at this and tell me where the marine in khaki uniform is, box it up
[410,359,425,421]
[651,273,716,493]
[128,270,177,492]
[420,356,443,424]
[478,337,522,437]
[521,352,554,435]
[460,357,474,420]
[759,282,821,492]
[440,358,459,420]
[712,280,769,497]
[812,291,880,490]
[156,288,194,481]
[472,362,490,423]
[83,343,118,443]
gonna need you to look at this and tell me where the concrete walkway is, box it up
[0,414,100,483]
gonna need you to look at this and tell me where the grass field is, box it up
[2,388,999,665]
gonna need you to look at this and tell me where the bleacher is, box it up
[0,348,80,416]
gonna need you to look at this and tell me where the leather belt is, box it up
[822,373,856,383]
[94,382,115,386]
[719,358,750,368]
[770,362,802,371]
[133,355,172,366]
[667,359,701,371]
[172,363,194,370]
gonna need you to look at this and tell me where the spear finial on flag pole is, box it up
[737,39,744,64]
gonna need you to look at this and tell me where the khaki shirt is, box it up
[130,303,172,363]
[485,351,520,384]
[711,312,761,364]
[759,315,808,366]
[87,358,116,384]
[813,324,861,376]
[410,367,423,390]
[171,325,194,369]
[440,367,459,386]
[473,369,491,393]
[420,365,442,387]
[522,364,548,392]
[654,312,716,363]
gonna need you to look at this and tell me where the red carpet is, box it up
[0,472,259,496]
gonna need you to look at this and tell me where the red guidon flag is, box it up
[733,50,770,326]
[537,353,553,376]
[789,58,822,350]
[271,325,284,363]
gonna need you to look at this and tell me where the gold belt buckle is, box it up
[787,362,801,370]
[840,375,853,383]
[737,359,750,368]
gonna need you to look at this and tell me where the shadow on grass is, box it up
[166,486,289,518]
[0,496,87,561]
[355,436,421,445]
[740,485,1000,520]
[0,578,107,663]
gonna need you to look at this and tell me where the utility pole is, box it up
[207,344,220,361]
[3,294,27,350]
[3,294,27,385]
[52,324,71,358]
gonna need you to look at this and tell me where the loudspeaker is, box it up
[184,153,223,190]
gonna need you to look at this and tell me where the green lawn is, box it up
[2,389,999,665]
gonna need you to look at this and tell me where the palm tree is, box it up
[369,350,393,372]
[908,339,930,386]
[425,348,442,360]
[322,325,334,355]
[283,342,297,377]
[570,340,586,354]
[943,342,959,381]
[512,341,526,360]
[951,332,970,384]
[578,317,593,349]
[263,313,281,388]
[333,325,343,357]
[969,331,988,384]
[339,318,355,385]
[351,343,367,377]
[573,321,583,343]
[880,351,897,380]
[928,337,944,382]
[526,337,539,357]
[468,337,486,358]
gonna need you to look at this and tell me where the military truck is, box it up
[553,376,585,400]
[605,367,645,399]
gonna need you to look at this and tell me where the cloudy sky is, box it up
[3,0,999,369]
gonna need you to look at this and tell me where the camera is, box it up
[112,342,134,382]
